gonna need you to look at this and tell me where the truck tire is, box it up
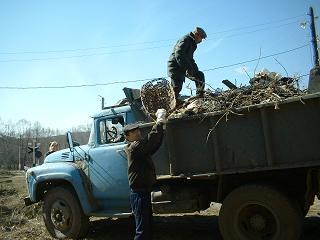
[43,186,89,239]
[219,184,302,240]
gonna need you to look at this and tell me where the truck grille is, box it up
[61,152,70,159]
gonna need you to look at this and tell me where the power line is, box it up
[209,14,305,36]
[0,78,155,90]
[0,20,305,63]
[0,44,172,63]
[203,44,309,71]
[0,14,305,55]
[0,44,309,90]
[216,20,302,41]
[0,39,176,55]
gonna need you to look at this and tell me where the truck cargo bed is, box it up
[142,93,320,177]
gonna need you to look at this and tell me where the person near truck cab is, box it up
[167,27,207,101]
[124,109,167,240]
[45,141,59,156]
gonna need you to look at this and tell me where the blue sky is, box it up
[0,0,319,130]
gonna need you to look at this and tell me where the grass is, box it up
[0,170,50,240]
[0,170,320,240]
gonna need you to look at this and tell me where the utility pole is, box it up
[308,6,320,93]
[36,143,41,165]
[18,134,22,170]
[310,6,319,66]
[32,139,36,167]
[18,144,21,170]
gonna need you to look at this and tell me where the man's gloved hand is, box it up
[155,109,167,123]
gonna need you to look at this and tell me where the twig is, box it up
[206,111,228,142]
[274,57,288,77]
[204,82,217,91]
[299,97,306,105]
[254,47,262,76]
[229,110,245,116]
[185,83,194,96]
[242,66,251,79]
[271,93,281,99]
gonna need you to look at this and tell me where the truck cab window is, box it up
[98,116,125,144]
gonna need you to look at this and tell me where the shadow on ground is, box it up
[85,214,320,240]
[301,216,320,240]
[86,215,222,240]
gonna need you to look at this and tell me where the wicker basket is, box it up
[141,78,176,115]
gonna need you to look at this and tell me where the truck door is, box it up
[88,115,131,213]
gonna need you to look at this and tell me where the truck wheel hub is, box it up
[250,214,266,231]
[239,204,277,237]
[51,201,72,231]
[54,211,63,222]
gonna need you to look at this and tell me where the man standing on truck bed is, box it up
[124,109,167,240]
[168,27,207,101]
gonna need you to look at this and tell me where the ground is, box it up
[1,170,320,240]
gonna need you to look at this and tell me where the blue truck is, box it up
[25,85,320,240]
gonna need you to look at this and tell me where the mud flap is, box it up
[316,169,320,199]
[305,169,320,211]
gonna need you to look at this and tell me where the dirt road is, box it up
[1,170,319,240]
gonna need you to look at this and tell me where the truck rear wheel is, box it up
[219,184,302,240]
[43,186,89,239]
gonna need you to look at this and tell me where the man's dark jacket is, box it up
[125,123,164,191]
[168,32,199,77]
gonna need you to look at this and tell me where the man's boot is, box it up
[196,90,204,98]
[175,98,184,107]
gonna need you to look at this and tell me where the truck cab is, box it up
[25,88,150,239]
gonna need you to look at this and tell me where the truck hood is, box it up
[44,145,91,163]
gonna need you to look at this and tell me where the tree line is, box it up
[0,118,91,170]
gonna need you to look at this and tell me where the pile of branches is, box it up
[172,71,307,116]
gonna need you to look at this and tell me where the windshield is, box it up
[98,116,125,144]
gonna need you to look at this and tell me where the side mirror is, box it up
[67,132,81,150]
[67,131,74,152]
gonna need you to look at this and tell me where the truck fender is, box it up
[27,162,97,215]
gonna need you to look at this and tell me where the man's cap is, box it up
[195,27,207,39]
[123,123,139,134]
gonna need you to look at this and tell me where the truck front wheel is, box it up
[219,184,302,240]
[43,186,89,239]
